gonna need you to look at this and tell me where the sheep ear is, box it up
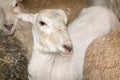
[52,9,68,24]
[17,13,36,24]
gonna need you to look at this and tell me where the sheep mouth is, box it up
[58,50,73,57]
[2,26,15,35]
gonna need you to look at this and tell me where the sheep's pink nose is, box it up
[63,44,73,53]
[4,24,14,30]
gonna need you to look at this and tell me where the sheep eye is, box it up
[15,3,19,7]
[39,21,47,26]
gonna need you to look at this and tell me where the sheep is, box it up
[0,1,29,79]
[68,6,120,80]
[0,0,33,59]
[88,0,120,20]
[83,26,120,80]
[15,6,119,80]
[16,9,73,80]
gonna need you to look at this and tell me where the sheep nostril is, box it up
[4,24,14,30]
[63,45,72,52]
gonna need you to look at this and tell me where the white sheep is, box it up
[0,0,22,34]
[15,6,119,80]
[16,9,73,80]
[0,0,33,59]
[88,0,120,20]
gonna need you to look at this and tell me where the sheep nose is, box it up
[63,44,73,53]
[4,24,14,30]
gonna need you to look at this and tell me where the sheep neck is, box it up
[29,27,55,79]
[29,27,73,80]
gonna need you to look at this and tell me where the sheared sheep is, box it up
[16,9,73,80]
[88,0,120,20]
[15,6,119,80]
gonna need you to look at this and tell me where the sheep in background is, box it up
[0,0,33,59]
[0,0,29,79]
[68,6,120,80]
[88,0,120,20]
[15,6,119,80]
[83,26,120,80]
[0,0,22,34]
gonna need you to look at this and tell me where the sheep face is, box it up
[17,9,73,56]
[0,0,22,34]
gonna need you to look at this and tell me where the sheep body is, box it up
[88,0,120,20]
[83,27,120,80]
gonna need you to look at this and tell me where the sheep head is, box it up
[16,9,73,56]
[0,0,22,34]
